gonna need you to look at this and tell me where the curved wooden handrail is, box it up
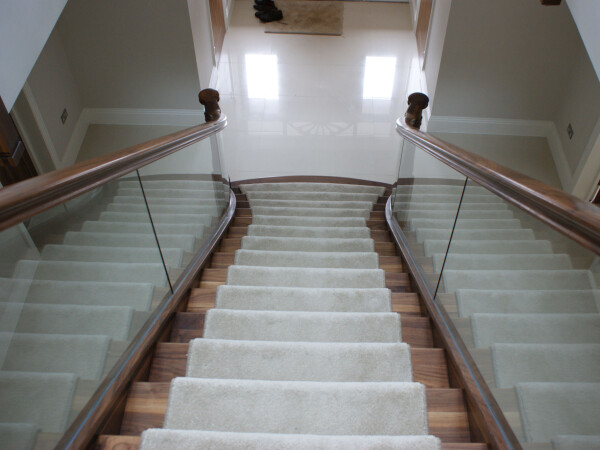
[396,119,600,255]
[0,114,227,232]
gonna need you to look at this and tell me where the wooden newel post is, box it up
[405,92,429,130]
[198,89,221,122]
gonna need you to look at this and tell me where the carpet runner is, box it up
[140,182,440,449]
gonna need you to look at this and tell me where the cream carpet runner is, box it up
[0,179,226,449]
[140,182,440,449]
[395,183,600,447]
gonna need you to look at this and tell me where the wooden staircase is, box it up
[95,189,488,450]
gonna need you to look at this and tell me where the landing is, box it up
[216,0,419,182]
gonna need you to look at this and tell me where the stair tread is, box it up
[170,312,433,347]
[121,382,469,442]
[148,342,449,387]
[96,434,488,450]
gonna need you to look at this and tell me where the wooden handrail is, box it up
[396,118,600,255]
[0,113,227,232]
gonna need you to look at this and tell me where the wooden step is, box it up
[210,252,235,268]
[95,435,488,450]
[219,237,242,252]
[225,226,248,238]
[148,342,449,388]
[187,289,422,316]
[373,203,385,212]
[379,255,403,272]
[385,272,410,292]
[169,312,433,348]
[119,383,470,442]
[236,208,252,217]
[367,218,387,230]
[212,251,400,271]
[391,292,423,315]
[375,241,396,256]
[198,268,227,288]
[371,229,390,242]
[232,216,252,227]
[370,211,384,220]
[200,268,408,290]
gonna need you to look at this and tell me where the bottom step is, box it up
[96,435,488,449]
[140,429,441,449]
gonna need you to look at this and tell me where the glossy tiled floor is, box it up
[216,0,419,183]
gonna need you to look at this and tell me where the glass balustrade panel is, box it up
[392,138,467,293]
[435,178,600,449]
[0,175,169,450]
[137,135,229,288]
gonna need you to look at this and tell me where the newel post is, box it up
[405,92,429,130]
[198,89,221,122]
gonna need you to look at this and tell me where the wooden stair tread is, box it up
[120,383,470,442]
[236,208,252,217]
[367,218,387,230]
[170,312,433,348]
[148,343,449,388]
[187,289,422,316]
[210,253,403,271]
[200,268,409,291]
[379,255,403,271]
[225,226,248,238]
[95,435,488,450]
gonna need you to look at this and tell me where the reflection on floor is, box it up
[216,0,419,182]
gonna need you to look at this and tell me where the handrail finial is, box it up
[405,92,429,130]
[198,88,221,122]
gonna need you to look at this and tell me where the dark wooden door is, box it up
[0,96,38,187]
[209,0,226,66]
[591,181,600,205]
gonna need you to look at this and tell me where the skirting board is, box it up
[427,115,572,190]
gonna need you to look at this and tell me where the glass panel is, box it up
[436,178,600,448]
[138,135,228,287]
[0,176,168,449]
[392,138,467,293]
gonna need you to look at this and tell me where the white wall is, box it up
[187,0,216,89]
[56,0,201,110]
[422,0,451,108]
[432,0,580,120]
[26,27,83,162]
[555,44,600,173]
[567,0,600,79]
[0,0,67,111]
[432,132,563,188]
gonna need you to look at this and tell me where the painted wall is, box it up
[555,44,600,174]
[432,0,580,121]
[187,0,216,89]
[422,0,451,108]
[0,0,67,110]
[567,0,600,79]
[432,132,562,188]
[26,27,83,162]
[56,0,201,110]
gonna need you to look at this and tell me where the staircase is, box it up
[396,182,600,448]
[0,178,227,450]
[98,180,487,449]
